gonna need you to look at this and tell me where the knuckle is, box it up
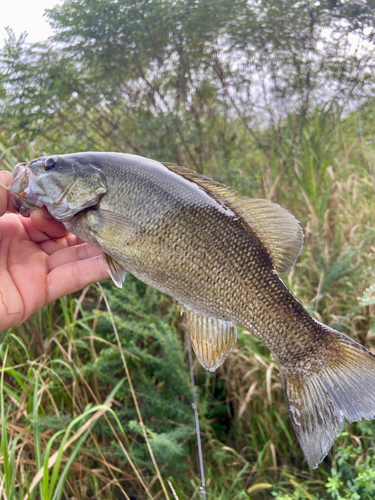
[76,243,89,261]
[71,261,84,290]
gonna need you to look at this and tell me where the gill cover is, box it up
[10,155,107,221]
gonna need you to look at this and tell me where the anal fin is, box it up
[182,307,237,372]
[102,252,127,288]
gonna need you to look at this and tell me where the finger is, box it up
[46,243,102,270]
[0,171,16,216]
[40,233,85,255]
[19,216,55,244]
[46,255,110,303]
[19,215,80,245]
[30,209,69,238]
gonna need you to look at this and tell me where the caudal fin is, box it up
[281,324,375,468]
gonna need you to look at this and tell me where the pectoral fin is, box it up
[182,307,237,372]
[101,252,127,288]
[92,209,140,241]
[84,209,138,288]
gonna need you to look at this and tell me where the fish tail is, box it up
[280,322,375,468]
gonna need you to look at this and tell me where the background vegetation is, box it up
[1,0,375,498]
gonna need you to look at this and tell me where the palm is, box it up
[0,171,109,331]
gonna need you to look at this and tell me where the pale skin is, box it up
[0,171,110,332]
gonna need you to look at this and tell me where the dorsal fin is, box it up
[163,163,303,273]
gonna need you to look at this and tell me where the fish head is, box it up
[9,154,107,221]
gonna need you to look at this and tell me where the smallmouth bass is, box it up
[10,152,375,468]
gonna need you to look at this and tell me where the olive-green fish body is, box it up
[9,152,375,469]
[65,155,318,362]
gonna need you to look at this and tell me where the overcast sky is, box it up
[2,1,373,53]
[1,0,60,48]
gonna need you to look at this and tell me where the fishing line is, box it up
[187,330,207,500]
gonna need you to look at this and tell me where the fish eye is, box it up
[44,157,57,171]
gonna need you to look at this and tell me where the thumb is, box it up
[0,171,16,216]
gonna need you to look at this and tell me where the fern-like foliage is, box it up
[359,284,375,307]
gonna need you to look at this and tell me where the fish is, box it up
[9,151,375,468]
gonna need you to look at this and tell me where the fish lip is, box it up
[11,194,33,217]
[9,162,29,193]
[9,162,44,216]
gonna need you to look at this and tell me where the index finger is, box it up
[30,208,70,239]
[0,171,16,216]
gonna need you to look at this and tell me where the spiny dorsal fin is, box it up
[163,163,303,273]
[181,305,237,372]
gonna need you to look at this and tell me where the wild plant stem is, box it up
[98,283,169,500]
[0,181,39,208]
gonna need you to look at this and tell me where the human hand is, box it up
[0,170,110,332]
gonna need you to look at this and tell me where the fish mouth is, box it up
[9,162,44,217]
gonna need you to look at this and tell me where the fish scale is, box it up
[9,151,375,469]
